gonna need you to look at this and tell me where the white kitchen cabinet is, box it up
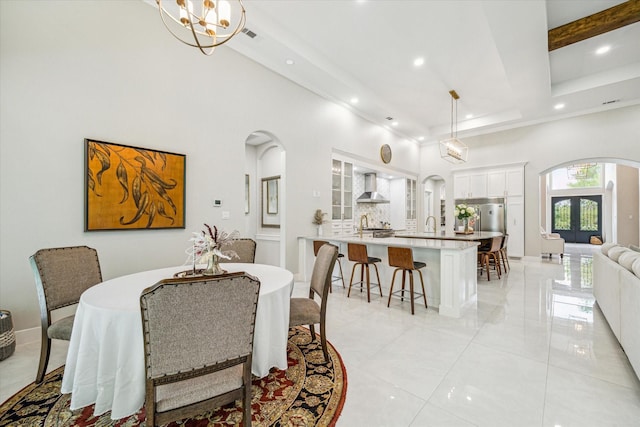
[487,167,523,197]
[454,172,487,199]
[331,159,354,234]
[505,168,524,196]
[506,196,524,257]
[390,178,417,231]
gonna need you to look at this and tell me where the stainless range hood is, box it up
[357,173,389,203]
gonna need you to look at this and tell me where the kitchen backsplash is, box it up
[353,173,391,228]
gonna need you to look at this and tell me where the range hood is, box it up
[357,173,389,204]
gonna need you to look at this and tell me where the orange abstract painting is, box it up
[85,139,185,230]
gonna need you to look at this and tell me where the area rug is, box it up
[0,327,346,426]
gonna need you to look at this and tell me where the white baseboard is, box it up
[15,327,40,346]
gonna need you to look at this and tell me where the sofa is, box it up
[593,243,640,380]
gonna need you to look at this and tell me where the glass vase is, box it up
[464,218,471,234]
[203,253,224,275]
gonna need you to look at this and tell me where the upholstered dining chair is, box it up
[289,243,339,362]
[313,240,345,291]
[219,238,257,263]
[140,272,260,427]
[29,246,103,384]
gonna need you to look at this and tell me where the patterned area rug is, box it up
[0,327,346,426]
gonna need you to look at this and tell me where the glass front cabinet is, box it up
[332,159,354,234]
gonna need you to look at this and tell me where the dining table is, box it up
[60,263,293,420]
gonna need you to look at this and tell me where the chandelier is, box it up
[156,0,246,56]
[439,90,468,164]
[567,163,597,180]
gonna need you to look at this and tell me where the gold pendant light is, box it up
[156,0,246,56]
[439,90,468,164]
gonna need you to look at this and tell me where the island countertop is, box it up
[394,231,503,241]
[300,234,479,250]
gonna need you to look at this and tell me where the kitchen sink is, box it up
[372,230,395,238]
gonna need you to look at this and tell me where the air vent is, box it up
[241,28,257,39]
[385,116,393,121]
[602,99,620,105]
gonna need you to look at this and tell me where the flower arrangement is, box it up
[312,209,327,225]
[190,223,240,264]
[454,204,477,220]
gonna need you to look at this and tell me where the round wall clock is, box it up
[380,144,392,164]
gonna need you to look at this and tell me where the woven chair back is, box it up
[140,272,260,380]
[30,246,102,311]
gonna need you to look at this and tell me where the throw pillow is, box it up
[629,244,640,253]
[618,251,640,271]
[601,243,619,256]
[608,246,629,262]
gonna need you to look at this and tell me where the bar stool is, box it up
[499,234,510,273]
[478,236,503,281]
[387,246,428,315]
[313,240,345,291]
[347,243,383,303]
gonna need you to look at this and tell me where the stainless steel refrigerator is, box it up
[454,198,506,233]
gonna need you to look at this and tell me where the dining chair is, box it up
[219,238,257,263]
[347,243,383,303]
[29,246,103,384]
[387,246,428,315]
[478,236,503,281]
[499,234,510,273]
[140,272,260,427]
[313,240,345,291]
[289,243,339,362]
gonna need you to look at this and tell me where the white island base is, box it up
[298,235,478,318]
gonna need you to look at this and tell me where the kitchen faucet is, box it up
[359,214,369,238]
[425,215,437,233]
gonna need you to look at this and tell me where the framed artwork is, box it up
[245,174,250,215]
[85,139,186,231]
[261,175,280,228]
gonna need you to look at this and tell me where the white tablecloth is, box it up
[60,263,293,420]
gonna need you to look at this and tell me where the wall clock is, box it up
[380,144,392,164]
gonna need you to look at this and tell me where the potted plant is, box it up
[313,209,327,236]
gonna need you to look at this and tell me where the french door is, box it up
[552,195,602,243]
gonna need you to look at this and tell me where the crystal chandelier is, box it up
[439,90,468,164]
[156,0,246,56]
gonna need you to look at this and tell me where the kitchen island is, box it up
[395,231,503,241]
[298,234,479,318]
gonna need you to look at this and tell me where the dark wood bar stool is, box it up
[478,236,503,281]
[313,240,345,291]
[347,243,383,302]
[387,246,428,315]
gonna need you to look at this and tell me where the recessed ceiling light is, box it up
[350,97,359,104]
[391,121,399,127]
[417,136,425,141]
[465,114,473,119]
[285,59,295,65]
[596,45,610,55]
[554,103,565,110]
[413,57,425,67]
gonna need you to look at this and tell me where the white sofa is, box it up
[540,227,565,258]
[593,244,640,380]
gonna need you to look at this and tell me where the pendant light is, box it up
[439,90,468,164]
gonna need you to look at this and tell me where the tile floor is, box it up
[2,244,640,426]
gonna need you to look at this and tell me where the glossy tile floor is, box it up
[2,244,640,426]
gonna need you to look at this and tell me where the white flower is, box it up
[467,206,475,215]
[454,208,460,217]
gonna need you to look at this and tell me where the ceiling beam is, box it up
[548,0,640,51]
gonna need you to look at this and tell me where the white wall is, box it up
[0,1,420,331]
[420,105,640,257]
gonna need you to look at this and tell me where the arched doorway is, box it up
[245,131,286,267]
[540,158,640,246]
[422,175,446,232]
